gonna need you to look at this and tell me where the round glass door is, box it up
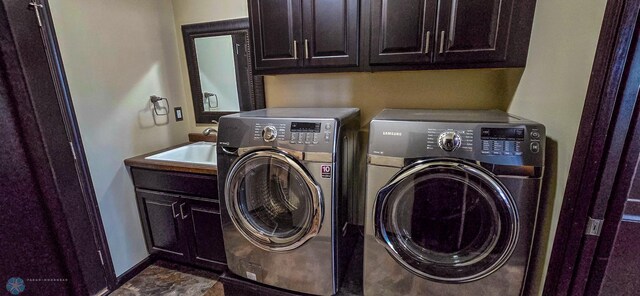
[225,150,323,252]
[374,159,519,283]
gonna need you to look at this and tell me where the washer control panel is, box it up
[252,121,334,147]
[262,126,278,142]
[289,122,325,145]
[254,123,286,142]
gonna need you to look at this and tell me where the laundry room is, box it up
[4,0,639,296]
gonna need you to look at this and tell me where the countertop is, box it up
[124,133,217,175]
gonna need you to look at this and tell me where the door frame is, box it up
[544,0,640,294]
[39,0,119,289]
[12,0,118,291]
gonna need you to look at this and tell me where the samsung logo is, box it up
[382,131,403,136]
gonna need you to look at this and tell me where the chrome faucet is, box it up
[203,127,217,136]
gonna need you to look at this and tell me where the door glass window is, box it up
[376,161,518,282]
[227,151,321,250]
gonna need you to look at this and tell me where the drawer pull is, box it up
[305,39,310,59]
[425,31,431,54]
[171,202,178,218]
[180,203,189,219]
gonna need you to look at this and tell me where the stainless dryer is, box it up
[217,108,360,295]
[364,109,545,295]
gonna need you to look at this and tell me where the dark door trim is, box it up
[544,0,640,294]
[18,0,117,291]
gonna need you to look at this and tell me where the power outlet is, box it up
[174,107,183,121]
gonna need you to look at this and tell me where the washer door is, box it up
[374,159,519,283]
[225,149,323,252]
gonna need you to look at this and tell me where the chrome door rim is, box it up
[225,149,324,252]
[373,159,519,283]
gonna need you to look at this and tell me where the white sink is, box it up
[145,142,216,165]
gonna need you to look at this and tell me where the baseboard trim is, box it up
[114,256,155,288]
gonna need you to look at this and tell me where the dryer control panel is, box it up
[426,128,474,152]
[369,121,546,167]
[480,127,543,156]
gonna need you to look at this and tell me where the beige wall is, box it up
[50,0,189,276]
[266,69,511,124]
[505,0,607,290]
[171,0,248,132]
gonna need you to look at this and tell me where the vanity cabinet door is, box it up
[434,0,514,63]
[369,0,437,65]
[182,198,227,269]
[136,189,190,263]
[249,0,303,69]
[301,0,359,67]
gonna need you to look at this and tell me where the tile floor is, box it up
[111,262,223,296]
[112,238,363,296]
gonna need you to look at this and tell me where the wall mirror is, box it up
[183,18,265,123]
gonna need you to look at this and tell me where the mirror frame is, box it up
[182,18,265,123]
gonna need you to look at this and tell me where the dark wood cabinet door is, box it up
[249,0,302,69]
[136,189,189,263]
[301,0,359,67]
[184,198,227,268]
[435,0,513,63]
[369,0,436,65]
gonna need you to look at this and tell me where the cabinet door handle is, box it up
[179,203,188,219]
[439,31,445,54]
[171,202,178,218]
[304,39,309,59]
[293,40,298,60]
[425,31,431,54]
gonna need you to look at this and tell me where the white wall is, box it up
[195,36,240,111]
[49,0,190,276]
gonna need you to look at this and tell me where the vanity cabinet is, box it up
[132,168,226,270]
[136,189,190,263]
[184,199,227,266]
[370,0,514,65]
[249,0,360,70]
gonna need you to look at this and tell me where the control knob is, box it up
[262,126,277,142]
[438,131,462,152]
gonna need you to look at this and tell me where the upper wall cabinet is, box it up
[250,0,302,69]
[370,0,513,65]
[249,0,360,71]
[249,0,536,74]
[369,0,436,65]
[435,0,513,64]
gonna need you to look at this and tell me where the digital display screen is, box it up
[291,122,321,132]
[481,128,525,141]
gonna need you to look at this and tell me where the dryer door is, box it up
[374,159,519,283]
[225,149,324,252]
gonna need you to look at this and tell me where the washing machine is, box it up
[217,108,360,295]
[364,109,545,296]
